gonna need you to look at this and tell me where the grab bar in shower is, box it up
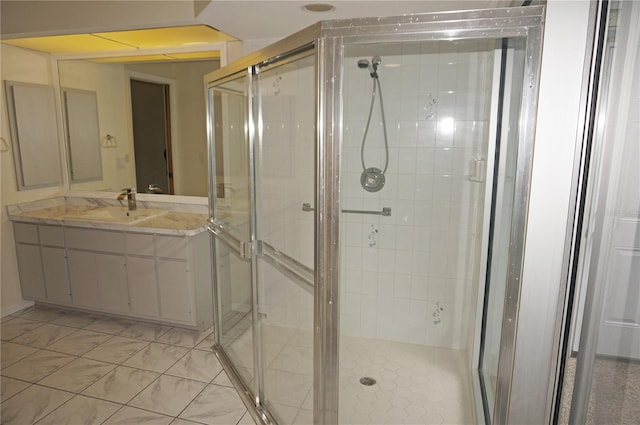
[302,203,391,217]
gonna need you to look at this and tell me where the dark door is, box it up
[130,79,173,194]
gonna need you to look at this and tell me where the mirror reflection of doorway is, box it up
[130,78,174,194]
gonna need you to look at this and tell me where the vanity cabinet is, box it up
[67,250,129,313]
[13,222,65,302]
[11,221,212,330]
[40,224,71,304]
[126,256,160,317]
[65,228,129,313]
[15,242,46,300]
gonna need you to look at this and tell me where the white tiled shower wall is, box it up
[339,41,495,349]
[252,41,496,350]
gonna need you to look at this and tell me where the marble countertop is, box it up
[7,198,210,236]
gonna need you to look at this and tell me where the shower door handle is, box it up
[207,221,251,259]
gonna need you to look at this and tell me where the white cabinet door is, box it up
[96,253,129,314]
[16,243,46,300]
[127,256,160,317]
[157,259,193,324]
[41,246,70,304]
[68,249,100,308]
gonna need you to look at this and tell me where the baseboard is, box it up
[1,300,34,317]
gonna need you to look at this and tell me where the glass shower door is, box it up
[254,52,316,424]
[207,74,257,390]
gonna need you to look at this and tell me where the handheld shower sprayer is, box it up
[356,55,388,192]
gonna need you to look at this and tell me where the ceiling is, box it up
[198,1,514,41]
[1,1,518,57]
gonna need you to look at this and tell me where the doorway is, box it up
[130,78,174,194]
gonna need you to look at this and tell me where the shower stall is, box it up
[205,7,544,424]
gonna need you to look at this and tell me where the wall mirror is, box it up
[57,50,221,198]
[4,79,62,190]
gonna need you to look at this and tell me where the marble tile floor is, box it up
[219,313,314,425]
[1,304,257,425]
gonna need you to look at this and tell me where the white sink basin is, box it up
[67,207,168,225]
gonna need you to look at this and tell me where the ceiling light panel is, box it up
[3,34,136,54]
[167,51,221,60]
[93,25,235,49]
[90,54,176,63]
[2,25,234,56]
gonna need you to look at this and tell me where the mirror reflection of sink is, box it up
[67,207,168,224]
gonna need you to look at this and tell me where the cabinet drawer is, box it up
[155,235,187,260]
[65,227,124,253]
[39,225,64,247]
[126,233,155,257]
[13,222,39,244]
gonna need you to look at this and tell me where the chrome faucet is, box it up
[146,183,164,194]
[117,188,137,211]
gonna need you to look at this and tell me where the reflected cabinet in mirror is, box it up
[57,57,220,197]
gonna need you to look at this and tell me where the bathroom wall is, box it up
[339,41,495,349]
[1,44,64,314]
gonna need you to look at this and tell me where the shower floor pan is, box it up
[221,316,473,424]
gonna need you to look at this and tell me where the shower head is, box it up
[357,56,381,78]
[357,59,370,69]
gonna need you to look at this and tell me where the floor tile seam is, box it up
[120,324,175,342]
[114,403,177,421]
[171,380,215,423]
[0,321,47,340]
[193,345,215,353]
[50,319,101,329]
[35,360,118,394]
[86,337,152,364]
[1,346,44,370]
[98,403,128,425]
[162,361,224,384]
[6,322,88,349]
[0,379,33,403]
[121,376,211,421]
[35,341,103,357]
[263,364,315,377]
[3,349,78,382]
[159,347,202,376]
[124,343,194,374]
[33,391,120,424]
[79,366,161,407]
[27,382,78,398]
[0,352,40,370]
[158,336,210,349]
[80,352,142,367]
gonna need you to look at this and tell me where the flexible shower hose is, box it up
[360,76,390,174]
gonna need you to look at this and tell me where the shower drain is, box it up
[359,377,377,386]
